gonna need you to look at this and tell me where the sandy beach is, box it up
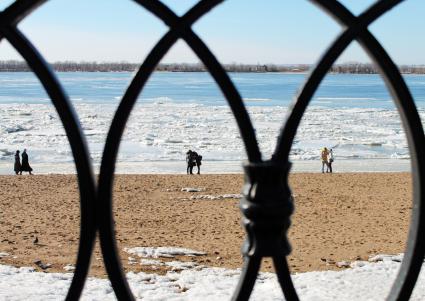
[0,173,412,277]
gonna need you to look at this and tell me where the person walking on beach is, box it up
[20,149,33,175]
[327,148,334,173]
[195,153,202,175]
[14,150,21,175]
[321,147,329,173]
[186,150,195,175]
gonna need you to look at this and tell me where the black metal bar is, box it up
[178,29,262,162]
[231,256,261,301]
[97,30,177,301]
[273,256,299,301]
[274,0,403,160]
[274,0,425,300]
[97,1,243,299]
[1,0,46,27]
[233,160,295,300]
[0,3,96,300]
[1,1,424,300]
[363,32,425,301]
[135,0,261,161]
[233,1,401,296]
[311,2,425,300]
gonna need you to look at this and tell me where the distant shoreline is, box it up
[0,159,411,175]
[1,60,425,74]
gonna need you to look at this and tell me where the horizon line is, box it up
[2,60,425,66]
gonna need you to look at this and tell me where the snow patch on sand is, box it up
[190,194,242,200]
[124,247,207,258]
[2,257,425,300]
[140,259,164,266]
[368,253,404,263]
[63,264,75,272]
[165,261,199,270]
[181,187,204,192]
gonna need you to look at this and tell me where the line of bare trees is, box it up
[329,63,425,74]
[1,60,425,74]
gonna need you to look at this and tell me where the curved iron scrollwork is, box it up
[0,1,96,300]
[0,0,424,300]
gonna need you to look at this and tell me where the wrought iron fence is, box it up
[0,0,424,300]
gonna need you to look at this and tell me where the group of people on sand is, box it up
[186,150,202,175]
[320,147,334,173]
[14,149,33,175]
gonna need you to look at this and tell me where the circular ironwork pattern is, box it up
[1,0,424,300]
[0,1,96,301]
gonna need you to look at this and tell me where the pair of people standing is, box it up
[186,150,202,174]
[14,149,33,175]
[320,147,334,173]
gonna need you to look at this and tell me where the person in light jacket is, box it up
[321,147,329,173]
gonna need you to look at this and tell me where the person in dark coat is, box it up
[14,150,21,175]
[186,150,195,175]
[20,149,33,175]
[195,153,202,174]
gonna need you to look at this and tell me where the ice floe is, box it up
[0,102,421,174]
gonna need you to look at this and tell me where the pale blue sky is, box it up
[0,0,424,64]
